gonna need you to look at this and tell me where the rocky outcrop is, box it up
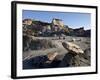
[64,27,91,37]
[84,30,91,37]
[73,27,85,36]
[51,18,64,31]
[23,19,91,37]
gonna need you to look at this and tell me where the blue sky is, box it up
[22,10,91,30]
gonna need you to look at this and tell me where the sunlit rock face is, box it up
[23,19,33,25]
[51,18,64,31]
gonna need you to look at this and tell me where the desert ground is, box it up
[23,36,91,69]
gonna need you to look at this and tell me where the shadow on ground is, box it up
[23,53,74,69]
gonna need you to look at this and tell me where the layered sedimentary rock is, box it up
[22,18,91,37]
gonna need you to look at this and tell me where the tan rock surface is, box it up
[62,42,84,55]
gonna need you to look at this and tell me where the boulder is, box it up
[62,42,84,55]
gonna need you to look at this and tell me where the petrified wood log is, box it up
[62,42,84,55]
